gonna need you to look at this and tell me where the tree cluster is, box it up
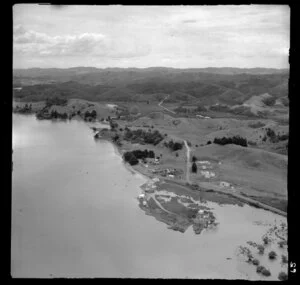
[50,110,68,119]
[123,149,155,165]
[124,128,164,145]
[265,128,288,143]
[256,266,271,276]
[262,96,276,106]
[213,136,248,147]
[14,104,32,114]
[84,110,97,121]
[164,140,183,151]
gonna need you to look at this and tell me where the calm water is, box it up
[11,114,287,279]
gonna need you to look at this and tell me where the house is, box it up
[220,181,230,188]
[138,193,145,199]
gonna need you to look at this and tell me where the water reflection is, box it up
[138,180,218,235]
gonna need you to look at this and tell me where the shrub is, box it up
[248,141,257,146]
[256,266,271,276]
[192,155,197,162]
[278,240,287,248]
[207,141,212,145]
[252,259,260,266]
[278,272,288,281]
[263,236,270,245]
[248,121,265,128]
[175,153,179,157]
[262,268,271,277]
[258,245,265,254]
[268,251,277,260]
[282,255,288,264]
[281,97,289,107]
[262,96,276,106]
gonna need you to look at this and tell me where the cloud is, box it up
[13,26,150,59]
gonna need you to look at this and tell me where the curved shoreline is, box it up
[99,134,287,217]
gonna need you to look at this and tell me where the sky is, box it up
[13,5,290,69]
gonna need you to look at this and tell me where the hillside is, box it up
[13,67,289,106]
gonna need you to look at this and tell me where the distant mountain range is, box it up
[13,66,289,77]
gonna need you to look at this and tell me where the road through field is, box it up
[158,95,176,114]
[184,140,191,183]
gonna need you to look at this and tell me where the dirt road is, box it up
[184,140,191,183]
[158,95,176,114]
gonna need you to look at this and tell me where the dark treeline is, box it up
[36,109,68,120]
[174,105,206,113]
[213,136,248,147]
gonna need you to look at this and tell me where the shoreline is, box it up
[13,109,287,218]
[99,132,287,217]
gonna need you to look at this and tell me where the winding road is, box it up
[158,95,176,114]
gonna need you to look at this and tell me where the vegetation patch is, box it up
[278,271,288,281]
[213,136,248,147]
[248,121,265,128]
[124,128,164,145]
[123,149,156,166]
[164,140,184,151]
[256,265,271,277]
[268,251,277,260]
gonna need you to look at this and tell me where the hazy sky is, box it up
[13,5,290,69]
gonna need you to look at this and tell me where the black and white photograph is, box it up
[12,4,290,280]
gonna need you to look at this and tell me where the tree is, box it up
[90,110,97,118]
[268,251,277,260]
[252,259,260,266]
[123,152,139,166]
[257,245,265,255]
[149,150,155,158]
[263,236,270,245]
[192,162,197,173]
[84,111,90,120]
[278,272,288,281]
[192,155,197,162]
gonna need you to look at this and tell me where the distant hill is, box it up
[13,67,289,104]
